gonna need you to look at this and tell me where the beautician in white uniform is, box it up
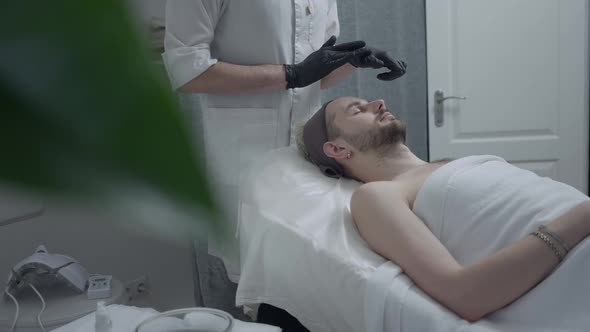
[162,0,406,282]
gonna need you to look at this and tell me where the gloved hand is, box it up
[285,36,370,89]
[349,47,407,81]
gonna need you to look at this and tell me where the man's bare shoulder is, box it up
[351,181,409,209]
[350,182,412,232]
[354,181,405,195]
[352,162,450,210]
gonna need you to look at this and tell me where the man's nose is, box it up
[369,99,385,113]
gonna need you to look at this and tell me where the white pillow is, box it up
[236,146,386,332]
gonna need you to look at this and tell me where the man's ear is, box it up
[323,141,349,160]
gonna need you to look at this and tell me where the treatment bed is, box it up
[235,147,589,332]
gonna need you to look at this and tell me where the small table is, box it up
[0,278,125,332]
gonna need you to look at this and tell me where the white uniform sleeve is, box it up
[325,0,340,41]
[162,0,225,90]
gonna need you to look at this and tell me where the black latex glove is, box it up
[350,47,407,81]
[285,36,370,89]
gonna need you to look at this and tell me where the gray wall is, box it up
[323,0,428,159]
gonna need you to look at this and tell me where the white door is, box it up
[426,0,589,194]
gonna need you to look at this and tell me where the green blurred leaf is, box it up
[0,1,222,235]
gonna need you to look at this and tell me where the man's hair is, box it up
[325,108,340,140]
[295,102,340,163]
[296,103,339,160]
[296,106,352,179]
[295,122,311,162]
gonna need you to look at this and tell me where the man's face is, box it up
[326,97,406,152]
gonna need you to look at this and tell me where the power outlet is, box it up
[124,275,150,304]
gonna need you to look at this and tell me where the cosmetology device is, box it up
[2,245,122,332]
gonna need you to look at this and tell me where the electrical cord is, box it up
[29,284,47,332]
[3,287,19,332]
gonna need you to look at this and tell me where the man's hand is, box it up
[285,36,370,89]
[350,47,407,81]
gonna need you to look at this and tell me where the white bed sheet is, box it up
[369,260,588,332]
[236,147,381,332]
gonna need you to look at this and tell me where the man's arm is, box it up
[178,37,368,94]
[351,182,590,322]
[165,0,286,94]
[178,62,287,94]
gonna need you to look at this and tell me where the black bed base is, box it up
[257,303,311,332]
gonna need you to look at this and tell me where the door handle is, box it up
[434,90,466,127]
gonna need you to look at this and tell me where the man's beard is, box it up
[343,118,407,155]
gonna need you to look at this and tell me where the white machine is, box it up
[1,245,125,332]
[5,245,89,297]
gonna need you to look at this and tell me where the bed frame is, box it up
[257,303,311,332]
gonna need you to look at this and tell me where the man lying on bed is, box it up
[295,96,590,325]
